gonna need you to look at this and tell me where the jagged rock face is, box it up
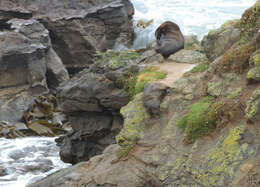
[0,0,135,72]
[56,50,141,164]
[0,31,48,94]
[0,19,69,126]
[201,19,240,61]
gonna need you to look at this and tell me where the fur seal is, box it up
[155,21,184,59]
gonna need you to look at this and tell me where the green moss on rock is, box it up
[227,88,242,99]
[118,66,167,99]
[247,67,260,81]
[177,96,223,144]
[196,126,256,186]
[95,50,140,70]
[189,61,210,73]
[116,93,149,159]
[253,54,260,67]
[245,89,260,120]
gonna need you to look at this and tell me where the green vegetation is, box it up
[115,94,149,161]
[118,66,167,99]
[256,1,260,12]
[135,66,167,93]
[177,96,222,144]
[221,42,255,73]
[189,61,210,73]
[116,143,135,162]
[95,50,140,70]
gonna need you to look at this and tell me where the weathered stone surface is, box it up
[245,89,260,121]
[0,31,48,94]
[202,19,240,61]
[207,73,243,97]
[0,0,135,71]
[247,67,260,82]
[168,49,207,64]
[142,82,169,117]
[0,19,69,93]
[57,71,129,114]
[184,35,201,51]
[56,50,141,164]
[0,166,8,177]
[45,48,69,90]
[0,88,33,124]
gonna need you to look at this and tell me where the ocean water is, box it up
[0,137,70,187]
[130,0,256,49]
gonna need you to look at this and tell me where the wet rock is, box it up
[142,82,169,117]
[0,89,33,125]
[24,159,53,173]
[8,149,27,160]
[0,166,8,177]
[168,49,207,64]
[0,0,135,71]
[201,19,240,61]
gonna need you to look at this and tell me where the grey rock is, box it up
[201,19,240,61]
[168,49,207,64]
[0,0,135,71]
[0,166,8,177]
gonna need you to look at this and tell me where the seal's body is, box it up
[155,21,184,59]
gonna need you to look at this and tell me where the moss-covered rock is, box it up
[245,89,260,121]
[177,96,223,143]
[168,49,207,64]
[116,93,149,159]
[207,73,242,97]
[118,66,167,99]
[201,19,240,61]
[184,35,201,51]
[247,67,260,81]
[95,50,140,70]
[189,61,210,73]
[196,126,256,186]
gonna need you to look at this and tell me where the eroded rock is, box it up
[202,19,240,61]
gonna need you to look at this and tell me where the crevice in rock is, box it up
[0,19,12,30]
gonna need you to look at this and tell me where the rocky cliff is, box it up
[0,0,135,138]
[28,1,260,187]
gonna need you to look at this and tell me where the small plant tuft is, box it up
[177,96,223,144]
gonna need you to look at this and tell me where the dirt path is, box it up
[152,61,196,87]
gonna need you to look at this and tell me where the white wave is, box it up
[130,0,256,49]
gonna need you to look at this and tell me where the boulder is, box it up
[8,18,69,90]
[0,31,48,94]
[0,88,33,125]
[245,89,260,122]
[168,49,207,64]
[201,19,240,61]
[0,166,8,177]
[56,50,141,164]
[0,0,135,71]
[184,35,201,51]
